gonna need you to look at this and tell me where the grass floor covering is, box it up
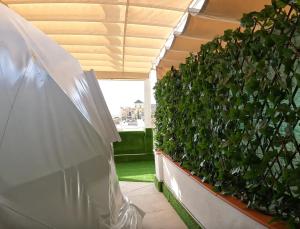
[115,160,155,182]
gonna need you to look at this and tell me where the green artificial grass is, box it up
[114,131,146,155]
[154,176,163,192]
[113,129,153,156]
[115,160,155,182]
[114,153,154,163]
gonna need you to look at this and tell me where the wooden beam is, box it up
[95,71,148,80]
[4,1,186,12]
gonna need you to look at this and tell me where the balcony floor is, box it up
[120,181,187,229]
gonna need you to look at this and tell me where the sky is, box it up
[98,71,157,117]
[99,80,145,117]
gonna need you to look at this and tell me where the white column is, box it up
[144,78,152,128]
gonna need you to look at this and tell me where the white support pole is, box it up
[144,78,152,128]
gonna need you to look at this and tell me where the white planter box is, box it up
[154,151,164,182]
[155,152,272,229]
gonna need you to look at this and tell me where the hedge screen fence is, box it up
[155,0,300,227]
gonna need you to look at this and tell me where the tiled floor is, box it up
[120,182,187,229]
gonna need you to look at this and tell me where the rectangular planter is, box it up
[154,151,287,229]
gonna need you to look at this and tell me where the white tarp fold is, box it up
[0,4,143,228]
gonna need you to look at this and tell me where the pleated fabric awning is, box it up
[2,0,193,80]
[156,0,271,79]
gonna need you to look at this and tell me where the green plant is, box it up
[155,0,300,227]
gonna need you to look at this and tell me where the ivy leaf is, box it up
[273,0,288,8]
[154,1,300,226]
[245,77,259,93]
[296,74,300,87]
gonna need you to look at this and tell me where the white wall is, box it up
[155,153,267,229]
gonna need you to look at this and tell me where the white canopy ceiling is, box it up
[2,0,272,80]
[2,0,193,79]
[156,0,271,79]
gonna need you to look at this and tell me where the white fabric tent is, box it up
[2,0,192,80]
[0,4,143,229]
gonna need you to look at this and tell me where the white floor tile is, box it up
[120,182,187,229]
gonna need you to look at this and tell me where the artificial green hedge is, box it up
[155,0,300,227]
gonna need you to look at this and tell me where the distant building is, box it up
[121,100,144,121]
[134,100,143,109]
[134,100,144,119]
[113,117,121,125]
[121,107,135,120]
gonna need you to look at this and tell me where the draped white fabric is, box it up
[0,4,142,228]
